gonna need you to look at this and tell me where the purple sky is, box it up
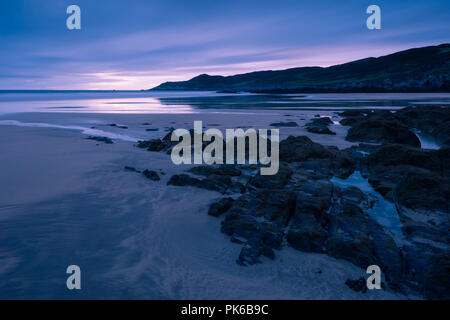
[0,0,449,90]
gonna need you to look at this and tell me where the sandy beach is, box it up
[0,109,410,299]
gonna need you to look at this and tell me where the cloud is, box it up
[0,0,449,89]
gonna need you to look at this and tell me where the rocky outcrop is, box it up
[167,173,239,194]
[345,278,368,293]
[270,121,298,127]
[87,136,114,144]
[279,136,335,162]
[346,118,420,147]
[221,189,295,265]
[396,105,450,147]
[135,106,449,298]
[341,106,450,148]
[305,117,336,135]
[208,197,234,217]
[143,169,160,181]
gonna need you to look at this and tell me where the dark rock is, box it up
[220,189,295,265]
[366,144,441,173]
[248,165,292,189]
[230,181,246,194]
[145,128,159,132]
[396,106,450,146]
[345,278,367,293]
[237,245,261,266]
[200,175,233,194]
[438,147,450,177]
[286,192,330,253]
[270,121,298,127]
[142,169,160,181]
[432,120,450,147]
[230,236,246,244]
[208,197,234,217]
[279,136,334,162]
[327,193,403,287]
[395,171,449,212]
[305,117,336,135]
[402,243,450,299]
[137,138,163,150]
[109,123,128,129]
[124,166,140,172]
[167,174,201,187]
[346,119,420,147]
[331,148,357,177]
[137,129,180,152]
[87,136,114,144]
[167,173,232,194]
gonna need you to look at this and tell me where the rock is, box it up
[235,222,284,266]
[222,190,295,229]
[331,148,357,178]
[109,123,128,129]
[340,110,366,118]
[432,120,450,147]
[345,278,367,293]
[137,138,163,150]
[230,236,246,244]
[145,128,159,132]
[167,173,232,194]
[361,144,449,211]
[297,179,333,199]
[142,169,160,181]
[395,171,449,212]
[137,129,180,152]
[305,117,336,135]
[167,174,201,187]
[422,253,450,299]
[438,147,450,177]
[248,165,292,189]
[327,194,403,287]
[199,175,233,194]
[220,189,295,265]
[402,243,450,299]
[237,245,262,266]
[270,121,298,127]
[230,181,246,194]
[279,136,334,162]
[396,106,450,146]
[286,192,330,253]
[366,144,441,174]
[208,197,234,217]
[87,136,114,144]
[346,119,420,147]
[124,166,140,172]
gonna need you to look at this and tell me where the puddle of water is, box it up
[330,171,403,238]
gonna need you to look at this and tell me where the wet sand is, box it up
[0,111,408,299]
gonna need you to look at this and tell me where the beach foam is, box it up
[0,120,139,142]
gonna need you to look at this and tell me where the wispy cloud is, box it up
[0,0,448,89]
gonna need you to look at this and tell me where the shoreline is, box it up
[0,121,405,300]
[0,104,448,299]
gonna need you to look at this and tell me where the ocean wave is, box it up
[0,120,139,142]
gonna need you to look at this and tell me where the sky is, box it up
[0,0,449,90]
